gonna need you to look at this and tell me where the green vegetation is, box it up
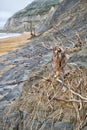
[13,0,58,18]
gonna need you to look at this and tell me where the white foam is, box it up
[0,33,21,39]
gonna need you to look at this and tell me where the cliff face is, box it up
[4,0,87,35]
[1,0,87,129]
[37,0,87,34]
[4,0,58,32]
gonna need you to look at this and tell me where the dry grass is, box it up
[7,66,87,130]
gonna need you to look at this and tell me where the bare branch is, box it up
[53,98,87,103]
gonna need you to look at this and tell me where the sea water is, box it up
[0,33,21,39]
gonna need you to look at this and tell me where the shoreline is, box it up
[0,32,32,56]
[0,33,21,39]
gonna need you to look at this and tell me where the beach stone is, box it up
[54,122,74,130]
[68,45,87,68]
[0,126,3,130]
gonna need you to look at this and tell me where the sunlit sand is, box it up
[0,32,32,56]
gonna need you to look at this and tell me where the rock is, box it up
[0,126,3,130]
[68,45,87,68]
[54,122,74,130]
[0,0,87,129]
[0,83,23,102]
[4,0,58,32]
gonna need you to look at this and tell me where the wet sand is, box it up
[0,32,32,56]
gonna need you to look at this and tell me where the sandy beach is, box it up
[0,32,32,56]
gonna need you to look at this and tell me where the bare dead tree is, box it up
[42,41,68,77]
[30,21,36,36]
[53,47,61,76]
[30,21,33,35]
